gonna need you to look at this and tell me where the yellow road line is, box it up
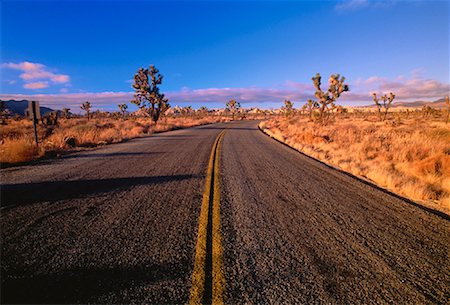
[212,131,225,305]
[190,130,226,305]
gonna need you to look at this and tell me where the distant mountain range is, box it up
[1,100,55,116]
[1,98,448,116]
[363,98,447,109]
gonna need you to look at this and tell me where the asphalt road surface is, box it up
[1,120,449,304]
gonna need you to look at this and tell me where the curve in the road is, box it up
[1,120,449,304]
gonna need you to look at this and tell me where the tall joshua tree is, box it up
[312,73,349,122]
[131,65,169,124]
[80,101,91,120]
[226,99,241,120]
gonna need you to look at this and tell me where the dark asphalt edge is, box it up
[257,123,450,221]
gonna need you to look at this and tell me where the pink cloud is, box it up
[0,72,447,109]
[23,82,49,89]
[364,76,385,85]
[168,86,313,104]
[50,74,70,83]
[353,73,450,101]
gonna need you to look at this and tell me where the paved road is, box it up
[1,120,449,304]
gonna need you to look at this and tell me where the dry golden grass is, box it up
[260,115,450,210]
[0,116,229,165]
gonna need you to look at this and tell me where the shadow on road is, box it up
[151,135,197,138]
[198,126,256,130]
[1,260,189,304]
[1,174,197,207]
[62,152,165,159]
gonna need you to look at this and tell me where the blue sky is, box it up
[1,0,449,111]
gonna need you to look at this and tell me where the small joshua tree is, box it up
[160,102,170,121]
[281,99,294,117]
[372,92,395,121]
[226,99,241,120]
[335,105,347,115]
[198,106,209,117]
[131,65,169,124]
[118,103,128,117]
[61,108,71,119]
[312,73,349,122]
[302,99,320,119]
[0,101,7,125]
[445,96,450,123]
[422,105,435,118]
[81,101,91,120]
[41,111,59,126]
[181,106,193,117]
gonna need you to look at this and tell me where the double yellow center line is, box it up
[190,130,226,305]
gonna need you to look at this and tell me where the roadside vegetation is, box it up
[260,73,450,210]
[0,115,231,165]
[1,65,256,166]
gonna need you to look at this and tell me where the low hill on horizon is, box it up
[361,97,447,109]
[1,100,57,116]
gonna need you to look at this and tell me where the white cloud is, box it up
[3,62,44,71]
[335,0,395,12]
[2,61,70,90]
[335,0,369,11]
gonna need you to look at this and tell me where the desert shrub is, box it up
[0,138,40,163]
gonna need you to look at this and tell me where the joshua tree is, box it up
[181,106,193,117]
[302,99,320,119]
[198,106,209,117]
[160,102,170,120]
[80,101,91,120]
[422,105,436,118]
[372,92,395,121]
[61,108,71,119]
[0,101,7,124]
[41,111,59,126]
[131,65,170,124]
[118,103,128,117]
[226,99,241,120]
[335,105,347,115]
[312,73,349,122]
[446,96,450,123]
[281,99,294,117]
